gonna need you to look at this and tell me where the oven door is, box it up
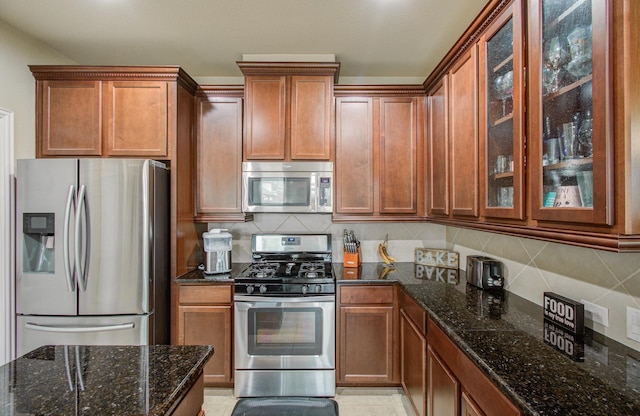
[234,295,335,370]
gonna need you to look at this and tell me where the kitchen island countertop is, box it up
[0,344,213,416]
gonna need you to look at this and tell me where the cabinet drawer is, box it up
[399,289,426,334]
[340,285,395,305]
[179,284,232,305]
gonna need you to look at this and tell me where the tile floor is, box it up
[202,387,415,416]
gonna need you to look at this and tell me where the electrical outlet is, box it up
[581,299,609,327]
[627,307,640,343]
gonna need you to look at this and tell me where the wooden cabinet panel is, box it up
[335,97,374,214]
[338,305,395,384]
[428,318,521,416]
[379,97,418,214]
[243,76,286,159]
[427,345,459,416]
[177,284,233,386]
[449,47,479,218]
[178,305,232,385]
[461,391,485,416]
[401,310,427,416]
[38,80,103,156]
[290,76,332,159]
[178,284,232,305]
[104,81,169,157]
[340,285,394,304]
[195,94,244,218]
[334,86,424,221]
[426,77,449,217]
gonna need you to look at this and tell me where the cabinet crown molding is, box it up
[29,65,198,94]
[237,61,341,83]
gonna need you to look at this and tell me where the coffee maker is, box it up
[203,229,233,274]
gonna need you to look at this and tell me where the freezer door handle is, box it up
[75,184,90,291]
[24,322,136,333]
[63,185,76,292]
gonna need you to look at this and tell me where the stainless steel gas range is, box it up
[234,233,336,398]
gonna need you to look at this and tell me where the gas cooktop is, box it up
[234,233,335,296]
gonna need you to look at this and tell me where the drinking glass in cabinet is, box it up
[544,36,571,93]
[566,25,592,78]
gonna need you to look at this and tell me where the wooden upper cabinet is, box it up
[30,66,195,159]
[243,75,286,159]
[529,0,612,226]
[478,0,526,221]
[335,97,375,214]
[238,62,339,161]
[334,86,425,221]
[195,86,250,222]
[449,46,480,219]
[379,97,418,214]
[426,77,450,217]
[37,80,103,156]
[104,80,169,157]
[290,76,333,159]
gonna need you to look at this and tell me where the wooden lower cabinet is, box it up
[427,345,459,416]
[427,318,521,416]
[400,289,427,416]
[177,284,233,386]
[169,373,204,416]
[337,284,399,385]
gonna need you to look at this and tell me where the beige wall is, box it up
[212,215,640,351]
[447,226,640,351]
[0,19,75,160]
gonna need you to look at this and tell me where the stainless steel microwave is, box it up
[242,162,333,213]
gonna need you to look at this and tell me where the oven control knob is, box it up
[302,285,309,295]
[246,285,254,294]
[259,285,267,294]
[314,284,322,293]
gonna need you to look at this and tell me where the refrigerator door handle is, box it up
[63,185,76,292]
[24,322,136,333]
[75,184,90,291]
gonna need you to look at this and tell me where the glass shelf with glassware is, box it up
[539,0,594,212]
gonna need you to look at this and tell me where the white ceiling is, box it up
[0,0,488,84]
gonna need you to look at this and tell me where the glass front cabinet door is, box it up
[479,0,525,220]
[529,0,612,225]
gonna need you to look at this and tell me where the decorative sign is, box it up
[543,292,585,334]
[415,248,459,269]
[543,319,585,362]
[414,264,459,284]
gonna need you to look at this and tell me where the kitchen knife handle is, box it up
[63,185,76,292]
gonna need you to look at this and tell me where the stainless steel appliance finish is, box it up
[203,229,233,274]
[234,295,336,397]
[466,255,505,290]
[16,159,169,356]
[234,233,336,397]
[241,162,333,213]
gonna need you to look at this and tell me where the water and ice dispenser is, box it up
[23,213,55,273]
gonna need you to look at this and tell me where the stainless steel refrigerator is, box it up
[15,159,169,356]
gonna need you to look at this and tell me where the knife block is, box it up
[343,248,361,267]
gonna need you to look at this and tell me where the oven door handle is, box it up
[234,295,335,303]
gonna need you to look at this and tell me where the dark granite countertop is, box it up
[0,344,213,416]
[175,263,250,283]
[336,262,640,416]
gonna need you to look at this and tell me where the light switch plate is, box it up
[581,299,609,327]
[627,307,640,343]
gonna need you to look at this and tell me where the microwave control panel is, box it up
[319,177,332,207]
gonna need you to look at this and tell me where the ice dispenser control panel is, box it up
[23,213,55,274]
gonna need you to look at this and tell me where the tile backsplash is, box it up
[207,215,640,351]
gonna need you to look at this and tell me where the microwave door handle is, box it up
[311,173,318,211]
